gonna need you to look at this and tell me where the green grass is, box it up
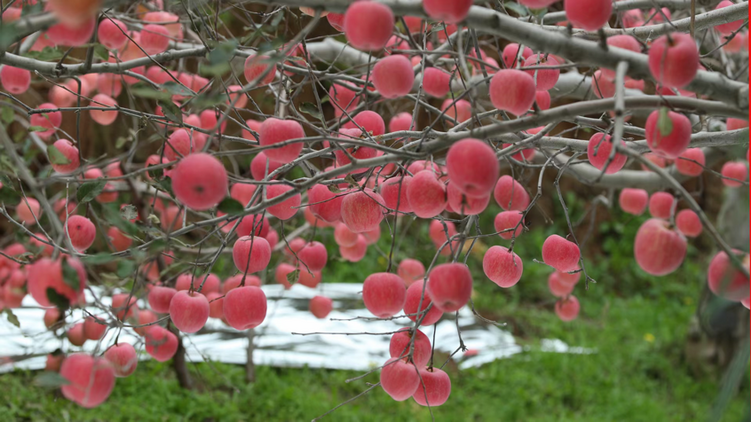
[1,200,749,421]
[2,288,748,421]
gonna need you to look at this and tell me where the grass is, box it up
[2,287,748,421]
[1,201,749,421]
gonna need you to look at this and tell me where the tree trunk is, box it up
[245,329,256,383]
[170,327,193,390]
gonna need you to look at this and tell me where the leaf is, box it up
[129,247,147,263]
[0,185,20,204]
[344,174,359,188]
[80,253,116,265]
[20,2,43,16]
[23,46,64,61]
[217,197,244,215]
[29,125,49,132]
[93,44,109,61]
[1,107,13,124]
[0,23,17,52]
[147,239,168,254]
[192,92,229,108]
[147,213,160,225]
[116,260,135,278]
[130,86,172,101]
[46,287,70,310]
[270,11,285,28]
[100,273,120,283]
[203,40,237,74]
[12,130,24,142]
[76,180,106,203]
[161,82,194,97]
[504,2,528,16]
[47,144,71,165]
[327,184,342,194]
[4,308,19,328]
[0,154,16,175]
[157,177,174,197]
[300,102,323,120]
[61,258,80,291]
[115,136,129,149]
[103,205,140,237]
[120,204,138,221]
[657,107,673,137]
[529,7,548,19]
[286,269,300,285]
[34,371,70,388]
[200,61,231,76]
[147,164,164,180]
[208,40,238,66]
[157,100,183,125]
[139,225,163,237]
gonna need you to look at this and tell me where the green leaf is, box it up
[0,154,16,175]
[47,144,71,165]
[157,100,183,125]
[192,92,229,108]
[200,61,231,76]
[217,197,244,215]
[147,239,168,254]
[1,107,13,124]
[129,247,147,263]
[130,86,172,101]
[156,177,174,197]
[23,46,64,61]
[139,224,163,237]
[270,11,285,27]
[208,40,238,65]
[46,287,70,310]
[300,102,323,120]
[504,2,528,16]
[12,129,24,142]
[29,125,49,132]
[529,7,548,19]
[286,269,300,285]
[61,258,80,291]
[327,184,342,194]
[147,164,164,180]
[115,136,129,149]
[80,253,117,265]
[202,40,238,75]
[657,107,673,137]
[20,2,43,16]
[0,185,20,204]
[4,308,19,328]
[120,204,138,221]
[76,180,107,203]
[34,371,70,388]
[161,82,194,97]
[116,259,135,278]
[100,273,120,283]
[0,23,17,52]
[103,205,140,237]
[93,44,109,61]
